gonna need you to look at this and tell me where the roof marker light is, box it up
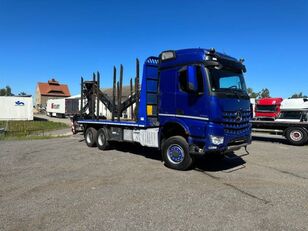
[161,51,175,61]
[207,48,216,55]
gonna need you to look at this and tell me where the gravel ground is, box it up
[34,114,72,126]
[0,134,307,231]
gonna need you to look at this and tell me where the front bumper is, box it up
[188,122,252,155]
[189,139,250,155]
[224,142,249,152]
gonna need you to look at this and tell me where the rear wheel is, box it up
[285,127,308,146]
[85,127,97,147]
[162,136,194,170]
[97,128,110,150]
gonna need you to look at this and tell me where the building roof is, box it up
[37,79,70,97]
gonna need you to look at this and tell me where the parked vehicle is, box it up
[252,98,308,145]
[72,48,252,170]
[279,98,308,110]
[47,95,114,119]
[65,96,80,116]
[46,98,66,118]
[250,98,256,118]
[255,97,283,120]
[0,96,33,121]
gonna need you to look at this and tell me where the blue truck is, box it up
[72,48,252,170]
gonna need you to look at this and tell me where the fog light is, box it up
[210,135,224,145]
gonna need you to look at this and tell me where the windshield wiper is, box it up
[213,88,249,99]
[230,89,240,99]
[226,88,248,99]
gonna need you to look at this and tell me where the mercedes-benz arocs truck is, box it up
[72,48,252,170]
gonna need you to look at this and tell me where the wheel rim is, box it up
[290,130,303,141]
[167,144,185,164]
[86,131,93,144]
[98,133,105,146]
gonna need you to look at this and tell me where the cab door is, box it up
[159,68,177,115]
[175,65,208,119]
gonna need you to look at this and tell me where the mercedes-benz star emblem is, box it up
[235,111,242,122]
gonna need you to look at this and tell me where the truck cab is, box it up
[275,98,308,123]
[156,49,251,157]
[255,97,283,120]
[276,110,308,123]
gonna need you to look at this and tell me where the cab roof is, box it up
[158,48,240,69]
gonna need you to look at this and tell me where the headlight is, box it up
[210,135,224,145]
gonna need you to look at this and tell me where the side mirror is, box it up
[187,65,198,92]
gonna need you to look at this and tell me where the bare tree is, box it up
[259,88,270,98]
[18,92,28,96]
[247,87,259,98]
[290,92,307,98]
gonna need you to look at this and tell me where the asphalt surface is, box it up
[0,135,307,231]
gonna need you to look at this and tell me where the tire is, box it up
[97,128,110,150]
[71,121,78,135]
[285,127,308,146]
[85,127,98,147]
[162,136,194,170]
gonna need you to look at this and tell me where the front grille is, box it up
[222,110,251,134]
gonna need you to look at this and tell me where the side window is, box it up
[179,69,188,92]
[196,66,204,92]
[178,66,204,93]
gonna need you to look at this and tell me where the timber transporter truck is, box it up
[72,48,252,170]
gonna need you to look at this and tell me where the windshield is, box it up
[208,68,247,94]
[256,105,277,112]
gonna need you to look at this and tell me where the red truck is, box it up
[255,98,283,120]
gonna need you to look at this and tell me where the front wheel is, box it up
[162,136,194,170]
[285,127,308,146]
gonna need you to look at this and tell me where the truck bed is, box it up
[252,120,308,130]
[77,119,146,128]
